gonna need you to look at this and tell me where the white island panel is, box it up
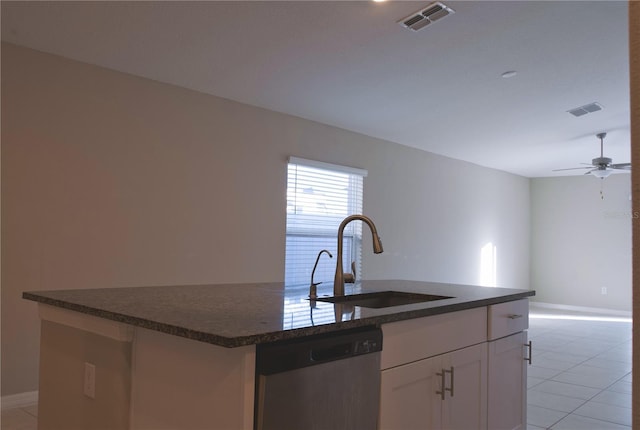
[130,327,255,430]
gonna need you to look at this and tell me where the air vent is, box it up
[567,102,603,117]
[398,2,455,31]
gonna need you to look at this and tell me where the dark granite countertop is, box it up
[23,280,534,348]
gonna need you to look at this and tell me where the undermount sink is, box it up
[312,291,454,309]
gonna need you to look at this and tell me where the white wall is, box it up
[1,43,530,396]
[362,146,530,289]
[531,174,632,311]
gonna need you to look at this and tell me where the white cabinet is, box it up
[379,307,489,430]
[379,352,442,429]
[380,308,487,370]
[379,300,529,430]
[488,299,529,341]
[488,331,528,430]
[380,342,487,430]
[444,342,488,430]
[487,299,530,430]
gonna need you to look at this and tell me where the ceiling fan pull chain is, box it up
[600,178,605,200]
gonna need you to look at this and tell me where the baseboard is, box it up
[1,391,38,410]
[530,301,632,318]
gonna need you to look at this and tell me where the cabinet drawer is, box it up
[381,307,487,370]
[488,299,529,340]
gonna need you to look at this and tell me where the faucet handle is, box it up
[344,261,357,284]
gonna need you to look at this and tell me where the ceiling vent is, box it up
[567,102,603,117]
[398,2,455,31]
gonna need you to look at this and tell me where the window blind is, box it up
[285,157,366,287]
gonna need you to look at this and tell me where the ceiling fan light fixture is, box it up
[554,132,631,178]
[591,169,612,178]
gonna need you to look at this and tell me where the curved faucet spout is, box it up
[334,215,383,296]
[309,249,333,299]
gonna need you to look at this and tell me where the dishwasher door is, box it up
[255,327,382,430]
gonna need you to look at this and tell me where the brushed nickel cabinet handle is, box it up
[524,341,532,365]
[445,366,454,397]
[436,366,455,399]
[436,369,446,400]
[508,314,523,319]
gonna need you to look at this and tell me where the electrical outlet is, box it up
[601,287,608,295]
[84,362,96,399]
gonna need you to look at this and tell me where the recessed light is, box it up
[501,70,518,78]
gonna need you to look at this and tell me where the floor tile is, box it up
[528,376,545,389]
[561,343,614,357]
[527,389,586,413]
[591,390,632,409]
[550,413,632,429]
[537,351,590,364]
[529,306,632,430]
[527,405,567,428]
[0,408,38,430]
[530,356,577,372]
[559,364,629,380]
[528,365,564,380]
[531,380,601,400]
[551,370,622,389]
[596,349,632,363]
[527,425,546,430]
[572,401,631,426]
[607,380,632,394]
[22,405,38,418]
[582,357,632,372]
[532,336,581,351]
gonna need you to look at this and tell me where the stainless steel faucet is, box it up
[333,214,383,296]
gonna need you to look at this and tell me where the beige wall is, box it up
[1,43,530,396]
[531,174,632,311]
[38,321,131,430]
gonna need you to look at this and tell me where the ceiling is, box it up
[1,1,631,178]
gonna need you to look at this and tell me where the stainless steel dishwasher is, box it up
[255,327,383,430]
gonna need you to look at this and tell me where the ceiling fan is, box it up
[553,132,631,178]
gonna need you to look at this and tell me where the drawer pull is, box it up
[524,341,532,365]
[508,314,523,319]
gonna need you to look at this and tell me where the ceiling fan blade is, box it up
[609,163,631,170]
[552,166,593,171]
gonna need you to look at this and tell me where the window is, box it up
[285,157,366,287]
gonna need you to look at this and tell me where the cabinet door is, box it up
[441,342,488,430]
[379,355,442,430]
[488,331,527,430]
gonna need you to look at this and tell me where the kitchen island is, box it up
[24,280,534,430]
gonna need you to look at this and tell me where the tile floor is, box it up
[527,303,632,429]
[0,304,633,430]
[1,404,37,430]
